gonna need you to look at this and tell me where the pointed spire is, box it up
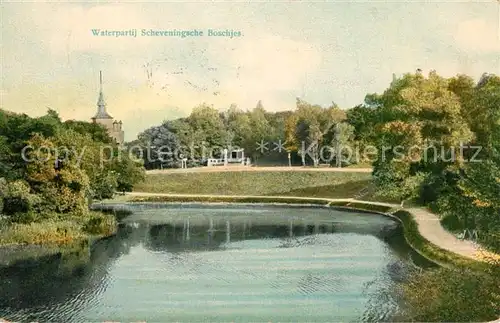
[97,70,106,109]
[93,70,113,119]
[100,70,103,91]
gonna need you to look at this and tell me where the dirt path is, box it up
[146,166,373,174]
[406,207,480,259]
[119,192,498,262]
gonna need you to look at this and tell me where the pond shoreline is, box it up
[0,223,118,268]
[2,193,498,269]
[119,192,499,266]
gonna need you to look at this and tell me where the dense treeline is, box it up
[367,71,500,322]
[0,109,144,242]
[128,100,356,168]
[364,71,499,253]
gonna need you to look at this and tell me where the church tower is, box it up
[91,71,124,146]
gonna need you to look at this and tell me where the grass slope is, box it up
[135,171,370,196]
[134,171,400,203]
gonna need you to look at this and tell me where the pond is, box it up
[0,204,430,322]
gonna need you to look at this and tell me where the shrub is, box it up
[399,266,500,322]
[1,180,41,219]
[90,171,118,200]
[8,211,40,224]
[0,220,84,245]
[82,212,117,236]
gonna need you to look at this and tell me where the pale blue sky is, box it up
[1,1,499,141]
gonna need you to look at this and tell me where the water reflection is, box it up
[0,226,141,322]
[140,209,409,256]
[0,204,431,322]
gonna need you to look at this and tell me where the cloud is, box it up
[454,18,500,53]
[44,5,156,57]
[226,35,322,92]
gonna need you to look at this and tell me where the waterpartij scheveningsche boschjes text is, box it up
[91,29,243,38]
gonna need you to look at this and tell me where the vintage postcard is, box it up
[1,1,499,322]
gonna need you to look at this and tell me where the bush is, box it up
[399,266,500,322]
[440,213,463,231]
[1,180,41,219]
[90,171,118,200]
[91,205,133,221]
[8,211,40,224]
[479,230,500,253]
[82,212,117,236]
[0,220,84,245]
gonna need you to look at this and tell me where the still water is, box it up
[0,204,426,322]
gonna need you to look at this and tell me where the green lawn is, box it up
[133,171,402,201]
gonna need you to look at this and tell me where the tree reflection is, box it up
[0,224,142,322]
[143,216,343,254]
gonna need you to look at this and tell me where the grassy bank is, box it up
[135,171,402,203]
[130,195,332,205]
[0,211,117,247]
[135,171,369,195]
[137,171,376,196]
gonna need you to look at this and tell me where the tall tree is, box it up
[371,71,473,203]
[292,99,346,166]
[188,104,227,156]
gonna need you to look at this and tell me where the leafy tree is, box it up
[135,124,182,169]
[247,101,273,160]
[188,103,227,151]
[64,120,114,144]
[0,135,12,178]
[367,71,499,251]
[370,71,474,202]
[346,104,378,146]
[284,113,300,153]
[291,99,346,166]
[112,154,145,193]
[24,133,90,214]
[329,122,356,167]
[0,110,60,179]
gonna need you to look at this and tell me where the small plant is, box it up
[82,213,116,236]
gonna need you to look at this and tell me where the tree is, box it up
[329,122,356,167]
[247,102,273,160]
[64,120,114,144]
[0,109,61,180]
[346,104,378,146]
[370,71,474,202]
[188,103,227,151]
[284,113,300,153]
[135,124,182,169]
[290,99,346,166]
[23,133,90,214]
[0,135,12,178]
[226,106,253,149]
[112,154,145,193]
